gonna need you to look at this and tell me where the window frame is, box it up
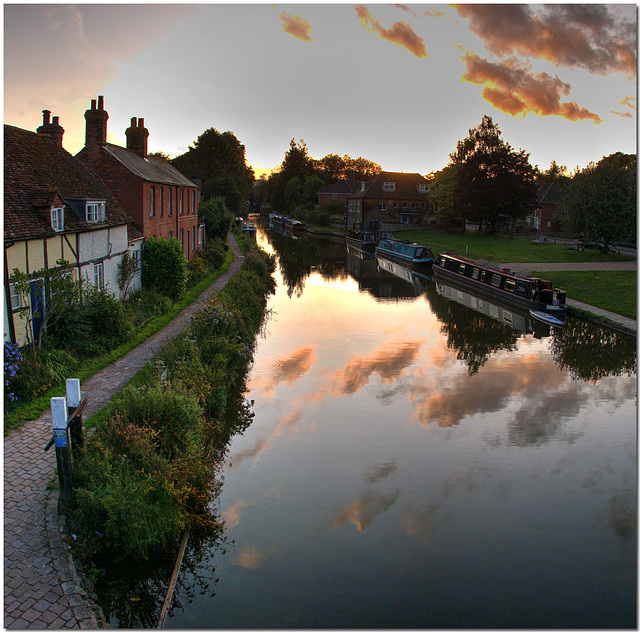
[9,282,21,311]
[93,262,104,288]
[86,201,106,223]
[51,206,64,232]
[382,182,396,191]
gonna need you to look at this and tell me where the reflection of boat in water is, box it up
[346,242,376,261]
[433,252,567,319]
[376,255,431,296]
[435,279,556,335]
[375,237,435,269]
[284,217,305,237]
[346,230,376,252]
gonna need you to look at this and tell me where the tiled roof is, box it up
[317,180,367,195]
[537,182,564,205]
[351,171,430,200]
[103,144,197,187]
[4,125,134,241]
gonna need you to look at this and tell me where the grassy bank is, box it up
[72,245,277,562]
[531,270,637,320]
[397,229,634,264]
[4,247,234,435]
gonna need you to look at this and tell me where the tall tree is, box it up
[559,152,636,253]
[281,139,314,180]
[450,115,538,233]
[171,128,254,213]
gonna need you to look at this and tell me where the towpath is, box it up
[4,234,245,629]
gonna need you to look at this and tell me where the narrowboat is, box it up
[433,252,567,317]
[346,229,376,252]
[271,214,286,232]
[241,220,256,238]
[375,237,435,269]
[284,217,305,237]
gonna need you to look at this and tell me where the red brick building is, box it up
[76,96,203,260]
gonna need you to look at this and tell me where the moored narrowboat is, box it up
[284,217,305,236]
[433,252,567,316]
[375,237,435,269]
[346,229,376,252]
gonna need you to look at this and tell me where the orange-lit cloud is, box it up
[332,489,400,532]
[454,4,637,78]
[395,5,445,19]
[221,500,248,530]
[235,543,278,570]
[279,10,313,43]
[461,51,603,124]
[610,95,637,119]
[355,5,428,58]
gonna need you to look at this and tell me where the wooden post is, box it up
[66,378,84,458]
[51,397,75,512]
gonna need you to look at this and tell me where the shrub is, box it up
[125,288,172,321]
[4,342,22,413]
[202,238,227,269]
[141,236,188,300]
[84,287,133,351]
[187,252,207,286]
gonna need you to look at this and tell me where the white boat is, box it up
[529,309,564,327]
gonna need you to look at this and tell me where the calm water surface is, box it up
[107,226,637,628]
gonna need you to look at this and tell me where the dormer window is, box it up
[51,207,64,232]
[86,201,106,223]
[418,184,428,192]
[383,182,396,191]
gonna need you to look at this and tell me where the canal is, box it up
[100,225,636,628]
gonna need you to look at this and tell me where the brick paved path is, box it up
[4,235,245,629]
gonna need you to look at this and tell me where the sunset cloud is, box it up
[454,4,637,78]
[461,52,603,124]
[355,5,428,58]
[279,10,313,43]
[250,346,318,397]
[610,96,637,119]
[395,5,445,19]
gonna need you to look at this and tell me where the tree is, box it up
[539,160,571,186]
[198,196,233,241]
[141,237,188,300]
[281,139,314,180]
[450,115,538,233]
[559,152,636,253]
[117,252,138,301]
[171,127,254,213]
[428,164,459,218]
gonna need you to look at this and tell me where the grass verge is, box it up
[4,246,234,435]
[530,270,637,320]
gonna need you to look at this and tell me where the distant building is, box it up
[317,180,369,210]
[531,183,564,233]
[346,171,430,232]
[4,116,141,346]
[76,96,204,260]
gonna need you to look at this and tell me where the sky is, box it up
[3,3,637,179]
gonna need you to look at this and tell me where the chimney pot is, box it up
[139,118,144,128]
[98,95,104,110]
[130,117,136,127]
[52,116,59,125]
[91,99,97,110]
[42,110,51,125]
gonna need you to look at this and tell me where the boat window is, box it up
[439,259,446,267]
[458,264,465,274]
[491,274,501,287]
[481,271,486,282]
[503,311,513,324]
[505,279,516,292]
[472,268,479,279]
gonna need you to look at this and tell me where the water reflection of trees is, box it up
[424,282,520,375]
[550,318,637,381]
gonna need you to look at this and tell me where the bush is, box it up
[125,288,172,321]
[4,342,22,413]
[187,252,207,286]
[202,238,227,269]
[141,236,188,300]
[85,287,133,350]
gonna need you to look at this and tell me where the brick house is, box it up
[531,183,564,233]
[76,96,204,260]
[346,171,430,232]
[4,116,142,346]
[317,180,368,210]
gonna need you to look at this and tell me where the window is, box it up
[179,190,184,214]
[491,274,501,287]
[9,283,21,310]
[86,201,105,223]
[93,262,104,288]
[131,250,140,275]
[159,187,163,217]
[392,202,398,209]
[458,264,465,274]
[378,202,387,211]
[411,203,417,209]
[198,226,204,245]
[472,268,479,280]
[51,207,64,232]
[505,279,516,292]
[150,186,155,217]
[418,184,428,192]
[383,182,395,191]
[402,202,408,209]
[168,188,173,216]
[361,183,366,191]
[180,228,184,244]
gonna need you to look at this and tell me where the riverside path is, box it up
[4,234,245,629]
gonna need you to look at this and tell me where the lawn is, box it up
[396,229,634,264]
[530,270,637,320]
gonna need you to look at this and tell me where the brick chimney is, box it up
[36,110,64,146]
[125,117,149,158]
[84,95,108,150]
